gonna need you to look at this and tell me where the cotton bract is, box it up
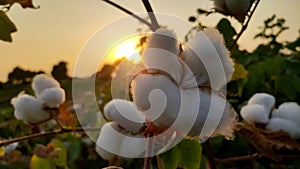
[32,74,60,97]
[11,94,51,124]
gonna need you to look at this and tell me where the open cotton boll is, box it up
[225,0,250,15]
[38,87,65,108]
[95,122,126,160]
[248,93,275,115]
[131,74,181,127]
[182,28,234,90]
[32,74,60,97]
[146,28,178,54]
[240,105,269,124]
[266,118,300,139]
[104,99,145,134]
[119,134,146,158]
[271,102,300,125]
[11,94,51,124]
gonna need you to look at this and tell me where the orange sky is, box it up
[0,0,299,82]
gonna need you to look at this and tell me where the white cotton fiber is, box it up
[271,102,300,125]
[182,28,234,90]
[146,28,178,54]
[95,122,126,160]
[32,74,60,97]
[104,99,145,134]
[11,93,50,124]
[266,118,300,139]
[119,133,146,158]
[240,104,269,124]
[38,87,65,108]
[248,93,275,115]
[131,74,181,127]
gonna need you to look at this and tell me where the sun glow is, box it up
[113,39,142,64]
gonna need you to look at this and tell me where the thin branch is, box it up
[215,153,300,164]
[0,127,101,147]
[141,0,159,31]
[202,139,217,169]
[228,0,261,51]
[102,0,153,30]
[143,134,154,169]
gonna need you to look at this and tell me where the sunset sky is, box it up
[0,0,299,82]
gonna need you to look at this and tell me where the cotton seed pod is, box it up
[32,74,60,97]
[38,87,65,108]
[95,122,126,160]
[240,105,269,124]
[118,133,146,158]
[225,0,251,15]
[271,102,300,125]
[213,0,228,13]
[266,118,300,139]
[104,99,145,134]
[11,94,51,124]
[247,93,275,116]
[131,74,181,127]
[182,28,234,90]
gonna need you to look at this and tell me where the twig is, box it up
[202,139,217,169]
[228,0,261,51]
[141,0,159,31]
[143,134,154,169]
[0,127,101,147]
[102,0,153,30]
[215,153,300,163]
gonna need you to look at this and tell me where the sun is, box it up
[113,39,142,64]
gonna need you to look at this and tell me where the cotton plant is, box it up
[240,93,300,139]
[11,74,65,125]
[212,0,253,22]
[96,27,237,159]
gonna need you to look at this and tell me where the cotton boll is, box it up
[131,74,181,127]
[213,0,228,13]
[119,134,146,158]
[248,93,275,115]
[182,28,234,90]
[11,94,51,124]
[146,28,178,54]
[95,122,126,160]
[240,105,269,124]
[104,99,145,134]
[271,102,300,125]
[32,74,60,97]
[225,0,250,15]
[38,87,65,108]
[266,118,300,139]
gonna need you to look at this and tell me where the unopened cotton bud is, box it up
[240,105,269,124]
[32,74,60,97]
[271,102,300,125]
[248,93,275,115]
[11,94,50,124]
[118,134,146,158]
[38,87,65,108]
[182,28,234,90]
[104,99,145,134]
[225,0,250,15]
[266,118,300,139]
[95,122,125,160]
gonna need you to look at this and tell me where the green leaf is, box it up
[50,139,68,168]
[232,63,248,80]
[30,154,55,169]
[216,18,237,46]
[159,139,202,169]
[273,74,298,100]
[0,146,5,157]
[0,10,17,42]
